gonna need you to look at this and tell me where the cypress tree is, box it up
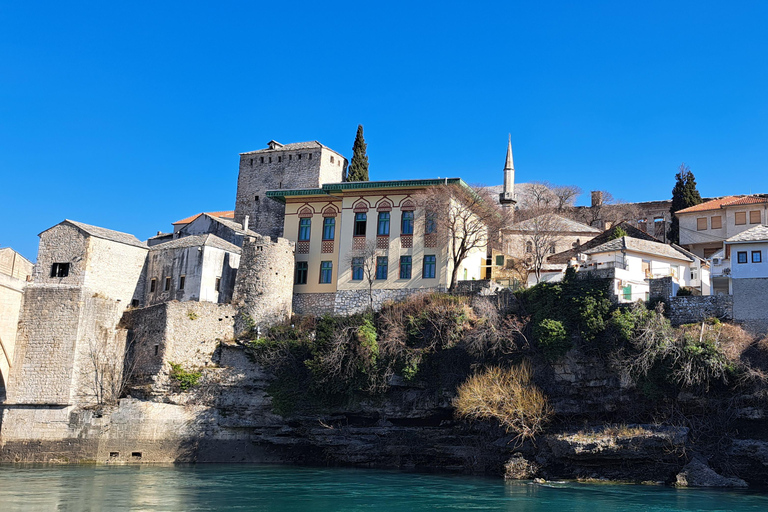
[348,124,369,182]
[668,163,703,244]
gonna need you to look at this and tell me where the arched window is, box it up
[525,241,533,253]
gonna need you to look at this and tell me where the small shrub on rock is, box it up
[534,318,570,360]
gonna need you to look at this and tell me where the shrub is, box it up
[453,361,552,441]
[168,362,201,391]
[533,318,570,360]
[187,310,199,320]
[676,287,693,296]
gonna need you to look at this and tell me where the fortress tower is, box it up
[234,140,348,238]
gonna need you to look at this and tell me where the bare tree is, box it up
[346,239,379,311]
[518,213,567,284]
[419,184,511,292]
[514,181,581,221]
[81,332,141,406]
[571,190,641,230]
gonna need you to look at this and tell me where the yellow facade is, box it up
[274,180,488,296]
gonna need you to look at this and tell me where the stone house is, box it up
[0,248,33,399]
[143,234,241,307]
[267,178,490,315]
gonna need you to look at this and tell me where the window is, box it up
[737,251,748,264]
[735,212,747,225]
[376,257,388,280]
[549,244,556,254]
[525,241,533,253]
[215,277,221,292]
[322,217,335,240]
[400,256,412,279]
[50,262,70,278]
[179,275,185,290]
[697,217,707,231]
[401,211,414,235]
[496,255,504,266]
[298,218,311,241]
[330,156,335,163]
[150,278,157,292]
[351,258,364,280]
[752,251,762,263]
[750,210,761,224]
[354,213,367,236]
[320,261,333,283]
[164,277,171,291]
[377,212,390,236]
[249,158,253,166]
[711,216,722,229]
[423,255,436,279]
[260,157,264,163]
[425,211,437,234]
[295,261,308,284]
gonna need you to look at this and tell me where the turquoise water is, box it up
[0,465,766,511]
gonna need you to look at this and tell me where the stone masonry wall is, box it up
[124,301,237,393]
[234,147,345,238]
[732,278,768,335]
[293,292,336,316]
[649,276,674,300]
[232,235,294,330]
[667,295,733,326]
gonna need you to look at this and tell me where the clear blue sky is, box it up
[2,1,768,260]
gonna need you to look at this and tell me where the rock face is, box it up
[675,457,747,488]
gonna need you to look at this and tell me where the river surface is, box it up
[0,464,766,511]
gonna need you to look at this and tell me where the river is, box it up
[0,464,766,511]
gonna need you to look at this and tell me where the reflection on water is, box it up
[0,464,766,511]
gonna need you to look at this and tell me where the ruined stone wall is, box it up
[232,236,293,329]
[293,287,445,316]
[667,295,733,325]
[124,301,237,392]
[234,146,346,238]
[649,276,674,300]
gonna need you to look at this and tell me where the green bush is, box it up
[168,362,201,391]
[534,318,570,360]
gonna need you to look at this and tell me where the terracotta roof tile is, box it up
[172,211,234,226]
[676,195,768,214]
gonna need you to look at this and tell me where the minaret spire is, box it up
[499,134,516,209]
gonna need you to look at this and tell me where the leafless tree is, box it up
[419,184,511,292]
[518,212,568,284]
[572,190,641,230]
[346,239,380,311]
[514,181,581,220]
[81,332,141,406]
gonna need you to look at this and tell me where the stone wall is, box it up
[649,276,674,300]
[232,235,294,330]
[294,287,444,316]
[732,278,768,335]
[0,272,26,392]
[234,145,346,238]
[123,301,237,393]
[667,295,733,325]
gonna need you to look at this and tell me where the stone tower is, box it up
[499,136,516,208]
[234,140,348,238]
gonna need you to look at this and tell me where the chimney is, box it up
[591,191,603,208]
[243,215,250,232]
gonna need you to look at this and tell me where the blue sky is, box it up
[2,1,768,260]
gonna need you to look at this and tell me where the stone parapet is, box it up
[667,295,733,325]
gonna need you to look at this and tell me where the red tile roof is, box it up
[676,196,768,214]
[172,211,235,225]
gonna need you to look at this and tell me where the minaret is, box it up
[499,135,516,208]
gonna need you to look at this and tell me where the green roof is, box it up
[265,178,468,203]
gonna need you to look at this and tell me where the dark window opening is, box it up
[354,213,367,236]
[737,251,748,264]
[50,262,70,278]
[215,277,221,292]
[150,278,157,293]
[295,262,308,284]
[425,211,437,234]
[254,195,259,201]
[308,153,312,160]
[249,158,253,166]
[179,275,185,290]
[278,156,282,162]
[260,157,264,163]
[132,452,142,458]
[131,299,139,308]
[496,255,504,266]
[154,345,159,356]
[109,452,119,458]
[164,277,171,291]
[269,157,272,163]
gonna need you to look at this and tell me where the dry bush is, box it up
[453,361,552,442]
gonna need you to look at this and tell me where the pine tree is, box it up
[668,163,703,244]
[348,124,369,182]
